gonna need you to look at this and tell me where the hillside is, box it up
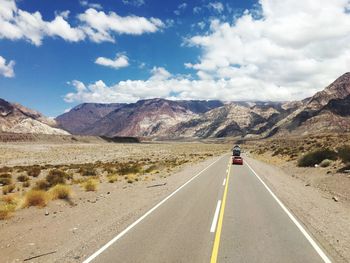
[268,72,350,136]
[0,98,69,135]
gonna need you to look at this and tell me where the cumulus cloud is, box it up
[64,66,294,103]
[95,53,129,69]
[78,8,164,43]
[0,0,163,45]
[0,55,15,78]
[185,0,350,100]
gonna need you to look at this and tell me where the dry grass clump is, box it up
[2,184,15,195]
[0,203,16,220]
[0,173,12,186]
[79,165,97,177]
[46,169,69,186]
[117,162,142,175]
[23,181,30,188]
[17,174,29,182]
[0,194,20,219]
[23,190,48,207]
[27,166,41,177]
[34,179,51,190]
[107,174,118,183]
[0,167,12,173]
[125,174,138,184]
[49,184,72,200]
[83,179,98,191]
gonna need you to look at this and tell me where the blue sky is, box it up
[1,0,350,116]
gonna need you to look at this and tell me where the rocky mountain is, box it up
[0,98,69,135]
[267,72,350,136]
[73,99,223,137]
[169,102,295,138]
[56,103,125,134]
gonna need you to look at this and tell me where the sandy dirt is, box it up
[246,154,350,263]
[0,142,229,263]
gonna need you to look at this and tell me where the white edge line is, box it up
[82,155,227,263]
[245,161,332,263]
[222,178,226,186]
[210,200,222,233]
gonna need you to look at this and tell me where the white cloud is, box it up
[65,0,350,103]
[122,0,145,7]
[0,55,15,78]
[208,2,224,13]
[95,53,129,69]
[0,0,163,45]
[185,0,350,100]
[64,66,295,103]
[79,0,103,10]
[78,8,164,43]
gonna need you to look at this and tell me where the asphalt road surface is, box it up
[83,155,332,263]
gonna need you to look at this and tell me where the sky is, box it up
[1,0,350,117]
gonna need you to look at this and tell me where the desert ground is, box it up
[1,135,350,262]
[0,140,230,262]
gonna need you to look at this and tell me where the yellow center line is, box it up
[210,158,232,263]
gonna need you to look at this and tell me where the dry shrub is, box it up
[23,190,48,207]
[125,174,138,184]
[49,184,72,200]
[298,149,337,167]
[0,204,16,220]
[0,167,12,173]
[17,174,29,182]
[0,173,12,186]
[27,166,41,177]
[34,179,51,190]
[337,145,350,163]
[46,169,68,186]
[117,163,142,175]
[83,179,98,191]
[2,184,15,195]
[23,181,30,188]
[107,174,118,183]
[79,165,97,177]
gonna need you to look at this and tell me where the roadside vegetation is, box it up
[248,133,350,171]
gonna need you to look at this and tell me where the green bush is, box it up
[337,145,350,163]
[297,149,337,167]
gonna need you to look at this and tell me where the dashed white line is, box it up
[222,178,226,186]
[210,200,222,233]
[245,161,332,263]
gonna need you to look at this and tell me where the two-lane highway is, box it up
[83,154,331,263]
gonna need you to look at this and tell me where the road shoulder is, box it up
[245,155,350,263]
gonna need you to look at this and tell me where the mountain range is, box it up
[1,72,350,138]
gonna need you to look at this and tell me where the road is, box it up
[83,155,331,263]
